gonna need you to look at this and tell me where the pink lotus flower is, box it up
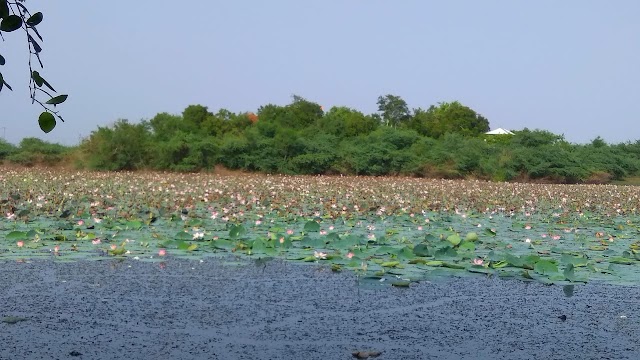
[313,251,327,259]
[320,230,327,235]
[77,220,84,226]
[417,226,423,231]
[54,245,60,253]
[6,212,15,220]
[525,225,531,230]
[158,248,167,256]
[552,235,561,240]
[16,241,24,248]
[110,244,117,250]
[92,239,101,245]
[473,258,483,266]
[279,237,285,244]
[255,220,262,226]
[329,225,334,231]
[286,229,294,235]
[346,252,354,259]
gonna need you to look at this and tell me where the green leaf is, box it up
[0,1,9,19]
[381,261,400,268]
[109,246,126,256]
[38,112,56,133]
[564,263,576,282]
[534,259,558,275]
[125,220,143,230]
[413,243,431,257]
[26,12,43,27]
[560,254,588,266]
[6,231,27,241]
[434,246,458,260]
[28,34,41,53]
[229,224,246,239]
[447,234,461,246]
[46,94,68,106]
[211,239,234,250]
[31,71,55,92]
[187,243,198,251]
[424,260,443,267]
[177,241,190,250]
[609,257,635,265]
[174,231,191,241]
[32,70,44,86]
[458,241,475,252]
[490,260,509,269]
[2,316,27,324]
[395,246,414,260]
[0,14,22,32]
[303,220,320,232]
[300,236,326,249]
[465,232,479,242]
[252,238,269,253]
[442,262,466,270]
[391,280,411,288]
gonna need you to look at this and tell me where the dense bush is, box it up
[2,137,71,166]
[6,94,640,184]
[0,139,17,160]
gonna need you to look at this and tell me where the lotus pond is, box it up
[3,168,640,287]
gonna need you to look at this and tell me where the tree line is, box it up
[1,94,639,184]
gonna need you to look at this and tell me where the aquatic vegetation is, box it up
[2,167,640,286]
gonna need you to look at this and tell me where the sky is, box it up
[0,0,639,145]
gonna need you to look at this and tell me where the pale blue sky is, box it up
[0,1,638,145]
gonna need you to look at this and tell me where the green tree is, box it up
[149,112,184,141]
[318,106,378,137]
[0,137,16,159]
[377,94,410,127]
[201,109,253,137]
[512,128,564,147]
[182,104,211,132]
[152,132,218,172]
[410,101,490,138]
[257,95,323,130]
[80,119,151,170]
[288,95,323,128]
[287,133,339,174]
[0,1,68,132]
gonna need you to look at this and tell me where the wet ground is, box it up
[0,257,639,360]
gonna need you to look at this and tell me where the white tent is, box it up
[485,128,514,135]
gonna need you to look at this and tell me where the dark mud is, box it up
[0,257,639,360]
